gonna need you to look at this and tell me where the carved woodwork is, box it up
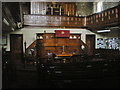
[86,5,120,30]
[26,33,88,58]
[24,15,85,27]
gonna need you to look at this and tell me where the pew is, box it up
[37,60,120,88]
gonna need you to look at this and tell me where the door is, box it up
[86,35,95,56]
[10,34,23,65]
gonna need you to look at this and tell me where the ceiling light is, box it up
[3,18,10,26]
[97,30,111,33]
[11,27,15,31]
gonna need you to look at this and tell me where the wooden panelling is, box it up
[29,33,87,57]
[28,2,76,16]
[23,3,119,29]
[86,35,95,56]
[26,34,82,57]
[10,34,23,65]
[24,15,85,27]
[46,2,64,16]
[63,2,76,16]
[86,5,120,30]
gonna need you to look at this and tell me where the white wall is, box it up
[6,27,98,52]
[6,27,120,52]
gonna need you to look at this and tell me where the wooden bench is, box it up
[37,60,120,88]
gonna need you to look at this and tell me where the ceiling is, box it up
[2,2,21,35]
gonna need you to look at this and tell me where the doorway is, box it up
[86,35,95,56]
[10,34,23,66]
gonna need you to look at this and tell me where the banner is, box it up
[55,30,70,37]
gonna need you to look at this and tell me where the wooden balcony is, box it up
[86,5,120,30]
[24,15,85,28]
[23,5,120,30]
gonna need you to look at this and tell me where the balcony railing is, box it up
[86,5,120,29]
[24,15,85,28]
[23,5,120,29]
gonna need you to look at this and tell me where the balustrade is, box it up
[24,5,120,29]
[86,5,120,29]
[24,15,85,27]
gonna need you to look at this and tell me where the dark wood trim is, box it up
[24,14,85,27]
[86,35,95,56]
[86,5,120,31]
[10,34,23,65]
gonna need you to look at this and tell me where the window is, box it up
[97,2,103,13]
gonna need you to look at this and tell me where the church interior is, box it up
[1,0,120,88]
